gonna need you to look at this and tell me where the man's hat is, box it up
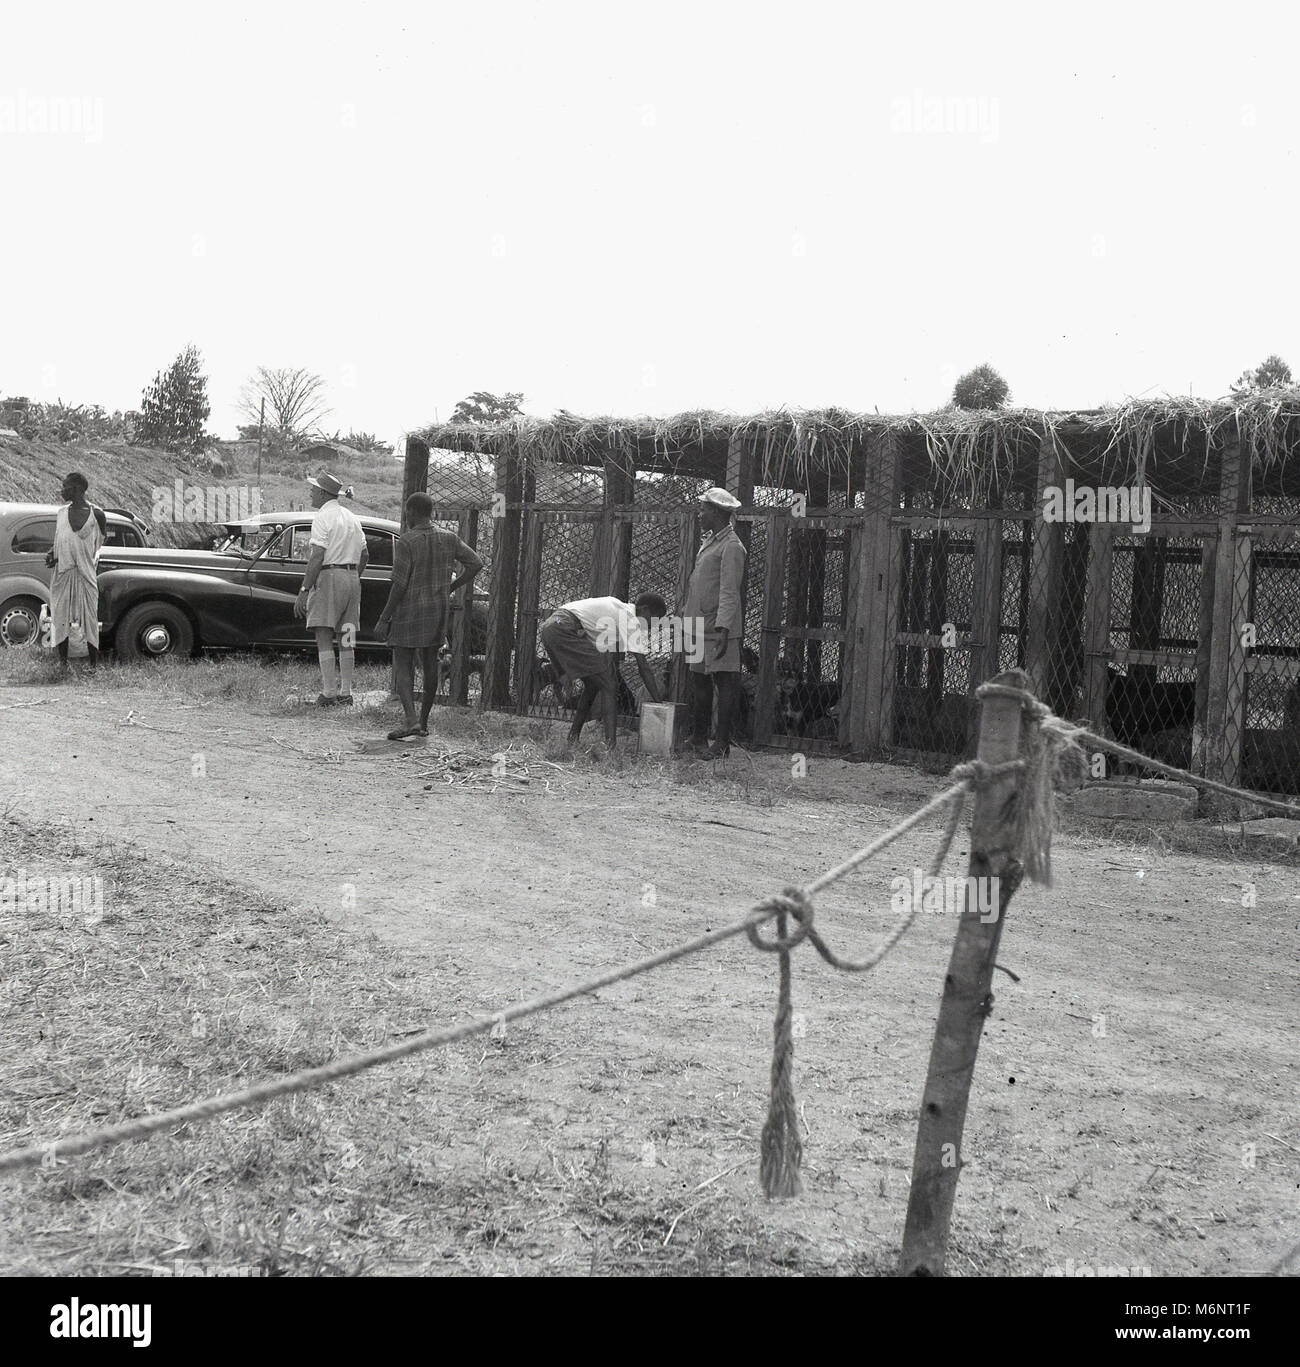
[698,486,741,509]
[307,472,352,497]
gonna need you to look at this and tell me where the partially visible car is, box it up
[0,501,151,648]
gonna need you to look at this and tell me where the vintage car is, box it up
[0,502,152,648]
[93,511,406,660]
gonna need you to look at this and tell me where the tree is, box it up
[1231,354,1293,396]
[238,367,331,448]
[449,390,524,424]
[137,345,212,453]
[339,430,394,455]
[952,364,1010,410]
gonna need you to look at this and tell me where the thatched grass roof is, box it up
[416,390,1300,507]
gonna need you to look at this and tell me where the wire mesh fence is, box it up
[400,438,1300,789]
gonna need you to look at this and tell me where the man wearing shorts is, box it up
[683,486,746,758]
[293,472,368,706]
[539,592,667,751]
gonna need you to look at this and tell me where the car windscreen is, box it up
[238,526,289,557]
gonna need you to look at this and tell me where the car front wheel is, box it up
[0,596,44,648]
[114,601,196,661]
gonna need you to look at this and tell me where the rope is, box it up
[1067,721,1300,820]
[758,900,802,1198]
[977,679,1300,821]
[0,765,996,1180]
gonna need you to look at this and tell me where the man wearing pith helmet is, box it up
[293,472,369,706]
[683,486,746,758]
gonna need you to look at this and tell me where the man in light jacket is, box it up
[683,487,746,758]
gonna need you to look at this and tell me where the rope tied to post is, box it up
[973,680,1088,887]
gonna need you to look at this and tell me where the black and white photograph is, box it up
[0,0,1295,1329]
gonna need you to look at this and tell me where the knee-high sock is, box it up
[338,647,355,697]
[317,644,337,695]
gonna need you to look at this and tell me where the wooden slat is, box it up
[839,522,860,747]
[895,631,975,649]
[877,524,905,746]
[778,626,849,643]
[754,513,790,745]
[446,508,478,706]
[1110,647,1198,670]
[1245,655,1300,680]
[969,515,1003,696]
[1191,537,1217,774]
[858,431,900,750]
[670,509,696,706]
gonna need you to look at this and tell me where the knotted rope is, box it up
[742,758,1010,1198]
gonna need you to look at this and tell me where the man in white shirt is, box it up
[293,472,369,705]
[538,592,666,750]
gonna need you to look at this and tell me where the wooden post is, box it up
[1024,432,1065,703]
[857,431,900,751]
[969,516,1005,730]
[1203,440,1250,796]
[480,451,524,711]
[392,436,433,697]
[514,510,545,713]
[401,436,430,526]
[899,668,1028,1277]
[601,448,635,598]
[726,430,756,552]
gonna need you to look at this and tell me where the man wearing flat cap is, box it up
[683,487,746,758]
[293,472,368,706]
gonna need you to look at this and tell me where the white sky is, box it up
[1,0,1297,448]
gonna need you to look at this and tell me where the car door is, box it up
[357,529,395,644]
[242,525,311,644]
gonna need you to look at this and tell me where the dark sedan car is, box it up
[97,511,403,660]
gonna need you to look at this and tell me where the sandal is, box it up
[386,726,423,741]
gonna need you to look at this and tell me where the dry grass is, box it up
[419,389,1300,506]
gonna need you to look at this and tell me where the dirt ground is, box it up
[1,676,1297,1276]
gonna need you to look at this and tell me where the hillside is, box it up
[0,436,406,548]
